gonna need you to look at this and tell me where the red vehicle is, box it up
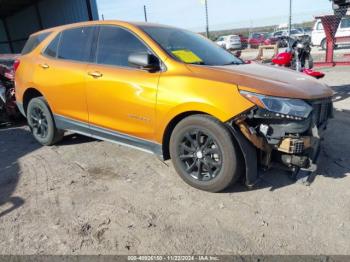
[248,32,267,48]
[238,34,248,49]
[0,54,20,120]
[263,33,279,45]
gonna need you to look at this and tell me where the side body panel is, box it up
[154,62,254,144]
[33,55,89,122]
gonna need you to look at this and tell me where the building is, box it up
[0,0,99,54]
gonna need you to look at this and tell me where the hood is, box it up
[187,63,333,100]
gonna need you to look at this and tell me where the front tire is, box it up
[169,115,242,192]
[27,97,63,146]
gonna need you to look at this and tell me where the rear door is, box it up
[34,26,96,123]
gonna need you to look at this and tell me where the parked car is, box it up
[15,21,333,192]
[312,17,350,50]
[239,34,248,49]
[263,33,279,46]
[295,27,312,37]
[265,29,310,47]
[215,34,242,50]
[248,32,267,48]
[0,54,21,120]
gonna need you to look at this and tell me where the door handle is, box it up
[40,63,49,69]
[88,71,103,78]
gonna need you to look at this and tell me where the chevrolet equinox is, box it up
[15,21,333,192]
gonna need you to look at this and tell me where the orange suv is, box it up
[15,21,333,192]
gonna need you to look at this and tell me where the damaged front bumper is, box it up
[227,98,333,187]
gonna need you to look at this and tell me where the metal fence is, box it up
[228,9,350,67]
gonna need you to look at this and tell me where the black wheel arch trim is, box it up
[225,123,260,188]
[16,102,26,117]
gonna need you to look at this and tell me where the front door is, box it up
[86,25,160,141]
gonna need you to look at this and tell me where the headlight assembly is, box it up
[240,90,313,119]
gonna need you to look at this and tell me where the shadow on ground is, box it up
[332,84,350,103]
[0,122,37,218]
[0,122,99,218]
[56,133,97,146]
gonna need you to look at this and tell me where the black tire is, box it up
[27,97,64,146]
[321,39,326,50]
[306,55,314,69]
[169,114,242,192]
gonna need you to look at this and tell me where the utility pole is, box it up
[205,0,209,38]
[144,5,148,22]
[288,0,292,36]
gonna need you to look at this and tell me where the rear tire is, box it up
[27,97,64,146]
[169,115,242,192]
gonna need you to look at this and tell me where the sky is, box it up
[96,0,333,32]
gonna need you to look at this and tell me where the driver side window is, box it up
[96,26,150,68]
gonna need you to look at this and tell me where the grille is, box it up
[291,140,304,154]
[310,99,333,127]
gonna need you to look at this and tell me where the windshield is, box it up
[140,26,243,66]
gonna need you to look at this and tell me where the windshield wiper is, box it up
[190,61,206,65]
[222,61,242,66]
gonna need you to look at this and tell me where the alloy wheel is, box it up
[178,129,223,181]
[29,106,49,139]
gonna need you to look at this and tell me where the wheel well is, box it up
[162,111,207,160]
[23,88,43,115]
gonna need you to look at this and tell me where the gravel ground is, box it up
[0,67,349,255]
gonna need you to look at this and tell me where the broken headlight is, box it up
[240,90,312,119]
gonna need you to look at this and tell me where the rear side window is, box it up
[57,27,95,62]
[96,26,149,67]
[21,32,51,55]
[43,33,61,58]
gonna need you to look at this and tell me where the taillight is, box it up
[13,59,20,73]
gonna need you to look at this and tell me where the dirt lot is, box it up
[0,67,350,255]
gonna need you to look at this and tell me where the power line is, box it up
[205,0,209,38]
[288,0,293,35]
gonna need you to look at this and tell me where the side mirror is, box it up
[128,52,160,72]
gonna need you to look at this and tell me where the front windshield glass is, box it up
[140,25,243,66]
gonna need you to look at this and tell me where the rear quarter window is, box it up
[43,33,61,58]
[21,32,51,55]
